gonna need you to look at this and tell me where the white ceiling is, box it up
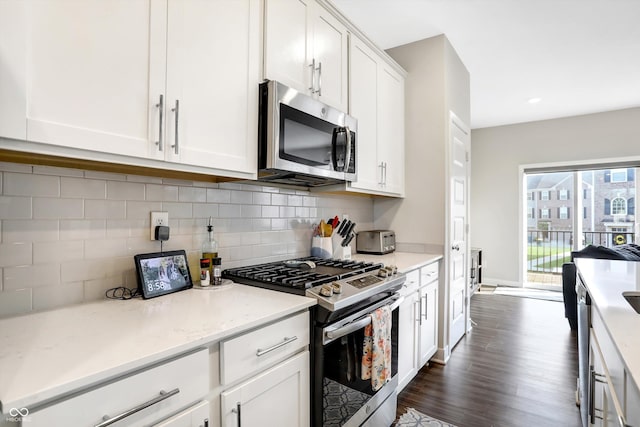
[331,0,640,129]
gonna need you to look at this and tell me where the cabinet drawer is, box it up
[420,262,439,285]
[399,270,420,296]
[220,311,309,385]
[29,349,209,427]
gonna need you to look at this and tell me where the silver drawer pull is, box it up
[256,336,298,357]
[94,388,179,427]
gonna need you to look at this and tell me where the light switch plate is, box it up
[150,211,169,240]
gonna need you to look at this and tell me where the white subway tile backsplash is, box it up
[146,184,179,201]
[240,205,261,218]
[85,238,127,259]
[126,201,162,219]
[178,186,206,202]
[0,162,375,317]
[85,199,126,219]
[61,177,106,199]
[60,219,106,240]
[2,220,59,243]
[0,162,32,173]
[33,240,84,264]
[32,282,84,312]
[192,203,218,219]
[107,181,145,200]
[163,202,193,219]
[4,263,60,290]
[231,190,253,204]
[33,198,84,219]
[4,172,60,197]
[206,188,231,203]
[0,243,32,267]
[0,196,32,219]
[84,170,127,181]
[33,165,84,177]
[0,289,32,318]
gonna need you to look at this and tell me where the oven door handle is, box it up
[324,296,404,342]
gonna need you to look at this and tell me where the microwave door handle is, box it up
[344,126,352,173]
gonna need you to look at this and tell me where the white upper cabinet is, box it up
[1,0,164,159]
[165,0,259,173]
[264,0,348,111]
[0,0,258,178]
[348,34,405,197]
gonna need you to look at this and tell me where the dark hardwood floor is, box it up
[396,293,582,427]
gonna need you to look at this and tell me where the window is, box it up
[540,209,550,219]
[528,208,535,219]
[559,207,570,219]
[583,188,589,199]
[612,197,627,215]
[540,191,550,201]
[559,189,569,200]
[610,168,628,183]
[583,207,587,219]
[527,192,534,201]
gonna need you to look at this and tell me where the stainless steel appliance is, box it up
[223,257,406,427]
[258,80,357,187]
[576,274,591,427]
[356,230,396,255]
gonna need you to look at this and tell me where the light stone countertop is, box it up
[352,251,443,272]
[0,283,316,413]
[575,258,640,389]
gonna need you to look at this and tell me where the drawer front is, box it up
[420,262,439,286]
[29,349,209,427]
[221,311,309,385]
[399,269,420,296]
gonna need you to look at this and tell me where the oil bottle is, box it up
[201,217,218,278]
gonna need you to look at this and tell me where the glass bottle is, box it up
[201,217,218,277]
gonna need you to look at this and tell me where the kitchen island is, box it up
[575,258,640,426]
[0,283,315,426]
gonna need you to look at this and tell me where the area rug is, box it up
[395,408,458,427]
[492,286,563,302]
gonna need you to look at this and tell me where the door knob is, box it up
[452,244,460,251]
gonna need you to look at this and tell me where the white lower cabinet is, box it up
[28,349,209,427]
[220,351,310,427]
[397,262,439,393]
[154,400,211,427]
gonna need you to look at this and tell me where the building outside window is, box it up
[559,206,569,219]
[527,208,535,219]
[540,208,550,219]
[612,197,627,215]
[527,192,534,201]
[611,168,628,183]
[540,191,550,201]
[559,189,569,200]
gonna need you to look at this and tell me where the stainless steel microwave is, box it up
[258,80,357,187]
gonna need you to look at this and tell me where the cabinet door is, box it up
[310,4,348,111]
[348,35,380,193]
[397,290,419,392]
[165,0,259,173]
[263,0,312,95]
[418,283,438,367]
[626,380,640,427]
[377,64,405,196]
[2,0,166,160]
[153,400,210,427]
[221,351,310,427]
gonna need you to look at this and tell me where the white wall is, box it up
[471,107,640,286]
[0,161,374,318]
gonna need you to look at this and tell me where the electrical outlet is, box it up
[150,211,169,240]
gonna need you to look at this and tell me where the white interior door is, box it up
[448,112,470,349]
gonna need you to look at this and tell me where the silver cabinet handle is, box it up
[414,300,420,322]
[316,61,322,95]
[231,402,241,427]
[379,162,384,185]
[171,99,179,155]
[422,294,428,320]
[155,94,164,151]
[95,388,179,427]
[383,162,387,185]
[256,336,298,357]
[309,58,316,93]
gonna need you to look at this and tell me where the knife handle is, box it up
[338,220,349,236]
[344,221,356,237]
[342,232,355,247]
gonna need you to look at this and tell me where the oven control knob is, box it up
[320,284,333,297]
[331,282,342,294]
[377,269,389,278]
[385,265,398,275]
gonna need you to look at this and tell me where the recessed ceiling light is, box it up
[528,97,542,104]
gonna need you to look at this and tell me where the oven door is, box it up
[314,294,402,427]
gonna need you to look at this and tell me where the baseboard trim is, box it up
[482,277,521,288]
[432,346,450,365]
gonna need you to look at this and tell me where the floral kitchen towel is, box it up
[361,305,392,391]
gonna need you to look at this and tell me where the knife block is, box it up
[311,237,333,259]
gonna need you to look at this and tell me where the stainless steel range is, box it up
[223,257,406,427]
